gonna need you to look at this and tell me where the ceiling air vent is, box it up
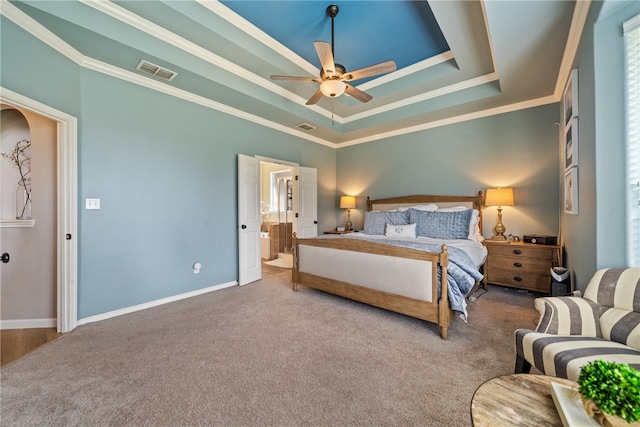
[296,123,316,131]
[136,60,177,81]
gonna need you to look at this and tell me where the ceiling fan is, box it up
[270,4,396,105]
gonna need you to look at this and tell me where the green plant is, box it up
[577,360,640,423]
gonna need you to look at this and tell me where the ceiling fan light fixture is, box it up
[320,79,346,98]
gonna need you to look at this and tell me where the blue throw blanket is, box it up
[323,234,484,319]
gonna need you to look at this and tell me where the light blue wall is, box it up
[562,0,639,289]
[336,105,561,240]
[2,19,336,319]
[0,17,81,115]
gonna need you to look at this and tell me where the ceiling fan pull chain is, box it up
[332,101,335,126]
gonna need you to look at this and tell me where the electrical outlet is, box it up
[193,262,202,274]
[86,198,101,209]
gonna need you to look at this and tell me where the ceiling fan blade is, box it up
[305,89,324,105]
[343,61,397,82]
[344,84,373,103]
[314,41,336,75]
[270,75,321,82]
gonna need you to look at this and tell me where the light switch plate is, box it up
[86,198,100,209]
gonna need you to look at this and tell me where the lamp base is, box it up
[489,235,510,243]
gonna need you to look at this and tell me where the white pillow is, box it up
[436,207,482,241]
[397,204,438,212]
[436,206,468,212]
[385,222,417,238]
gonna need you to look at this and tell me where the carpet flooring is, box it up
[1,267,540,426]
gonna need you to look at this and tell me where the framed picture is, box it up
[564,117,578,170]
[563,69,579,127]
[564,167,578,215]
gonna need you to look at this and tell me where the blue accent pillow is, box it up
[408,208,473,239]
[364,211,409,235]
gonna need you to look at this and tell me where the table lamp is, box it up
[485,187,515,241]
[339,196,356,231]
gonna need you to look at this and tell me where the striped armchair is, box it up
[514,267,640,380]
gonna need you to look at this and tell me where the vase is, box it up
[16,178,32,220]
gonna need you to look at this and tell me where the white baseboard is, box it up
[77,281,238,327]
[1,318,57,330]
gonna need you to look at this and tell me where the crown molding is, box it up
[344,72,499,124]
[337,94,558,148]
[555,0,591,97]
[82,57,336,148]
[1,0,84,64]
[2,0,582,149]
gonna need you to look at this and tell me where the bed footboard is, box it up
[291,234,452,339]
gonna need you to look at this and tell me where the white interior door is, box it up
[0,89,77,333]
[294,167,318,238]
[238,154,261,285]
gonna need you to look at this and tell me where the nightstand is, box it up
[484,241,560,293]
[324,230,353,235]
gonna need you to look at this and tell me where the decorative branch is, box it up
[2,139,32,218]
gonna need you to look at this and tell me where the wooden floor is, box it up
[1,328,61,367]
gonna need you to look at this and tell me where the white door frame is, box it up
[1,87,78,333]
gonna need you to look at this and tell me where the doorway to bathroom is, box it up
[237,154,317,286]
[260,161,294,268]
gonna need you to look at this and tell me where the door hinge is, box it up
[295,175,299,181]
[295,213,299,218]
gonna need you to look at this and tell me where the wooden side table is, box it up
[484,241,560,293]
[471,374,576,426]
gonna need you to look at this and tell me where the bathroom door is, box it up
[293,167,317,238]
[237,154,261,286]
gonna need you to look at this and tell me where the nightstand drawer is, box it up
[483,241,560,294]
[487,268,550,292]
[487,256,552,275]
[487,244,556,261]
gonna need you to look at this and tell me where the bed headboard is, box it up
[366,191,484,230]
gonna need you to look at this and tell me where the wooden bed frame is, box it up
[291,192,484,340]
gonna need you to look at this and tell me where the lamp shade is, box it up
[485,187,514,207]
[339,195,356,209]
[320,80,346,98]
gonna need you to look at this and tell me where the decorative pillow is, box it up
[384,222,417,238]
[437,207,482,241]
[364,211,409,235]
[409,208,473,240]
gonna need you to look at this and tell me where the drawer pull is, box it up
[513,249,522,255]
[514,276,523,282]
[513,262,522,268]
